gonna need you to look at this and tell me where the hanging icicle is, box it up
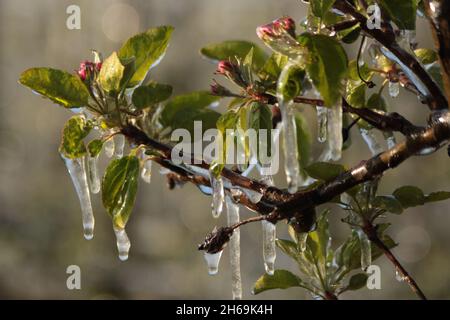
[262,220,276,275]
[114,226,131,261]
[277,62,301,193]
[204,250,223,275]
[316,106,328,143]
[328,102,343,161]
[360,128,384,155]
[357,228,372,271]
[141,159,152,184]
[104,137,115,158]
[388,81,400,98]
[88,155,101,194]
[226,196,242,300]
[114,134,125,158]
[62,156,95,240]
[210,174,225,218]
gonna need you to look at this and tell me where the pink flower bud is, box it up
[256,24,276,40]
[216,60,235,75]
[95,62,102,72]
[278,16,296,36]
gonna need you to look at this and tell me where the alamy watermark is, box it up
[66,5,81,30]
[66,265,81,290]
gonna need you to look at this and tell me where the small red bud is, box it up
[256,24,276,40]
[95,62,102,72]
[216,60,235,75]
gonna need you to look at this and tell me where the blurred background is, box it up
[0,0,449,299]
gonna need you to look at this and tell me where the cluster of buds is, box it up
[215,60,248,88]
[210,80,239,97]
[256,16,296,42]
[198,226,233,254]
[77,60,102,82]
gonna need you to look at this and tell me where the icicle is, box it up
[395,267,407,282]
[242,188,263,204]
[62,156,95,240]
[384,132,397,149]
[88,155,100,194]
[104,137,115,158]
[389,81,400,97]
[226,196,242,300]
[316,106,328,143]
[210,175,225,218]
[141,159,152,184]
[327,103,343,161]
[360,128,384,155]
[114,226,131,261]
[114,134,125,158]
[262,220,276,275]
[277,62,301,193]
[204,250,223,275]
[357,229,372,271]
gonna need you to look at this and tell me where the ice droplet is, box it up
[210,175,225,218]
[389,81,400,97]
[141,159,152,184]
[226,196,242,300]
[204,251,223,275]
[360,128,384,155]
[62,156,95,240]
[114,226,131,261]
[316,106,328,143]
[357,229,372,271]
[88,155,101,194]
[395,267,407,282]
[104,137,115,158]
[262,220,276,275]
[277,62,301,193]
[114,134,125,158]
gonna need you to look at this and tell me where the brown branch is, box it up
[334,0,448,110]
[364,222,427,300]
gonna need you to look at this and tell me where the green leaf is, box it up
[118,26,174,87]
[414,48,438,65]
[298,33,348,106]
[277,64,304,101]
[346,273,368,291]
[313,209,331,263]
[98,52,125,93]
[102,156,140,229]
[87,139,104,157]
[59,116,91,159]
[339,25,361,44]
[348,60,373,82]
[366,93,387,112]
[373,196,404,214]
[276,239,300,260]
[132,81,173,109]
[425,191,450,203]
[259,53,288,81]
[216,109,240,168]
[379,0,417,30]
[247,102,273,162]
[159,91,221,136]
[426,63,444,91]
[346,82,366,108]
[200,40,267,71]
[19,68,89,108]
[252,270,307,294]
[393,185,425,208]
[304,162,345,181]
[310,0,336,19]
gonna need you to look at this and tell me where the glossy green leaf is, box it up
[276,239,300,260]
[98,52,125,93]
[304,162,345,181]
[346,273,368,291]
[366,93,387,112]
[393,185,425,208]
[346,82,366,108]
[277,64,304,101]
[252,270,307,294]
[102,156,140,229]
[379,0,417,30]
[159,91,221,136]
[132,81,173,109]
[247,102,273,161]
[87,139,104,157]
[200,40,267,71]
[373,196,404,214]
[259,53,289,81]
[298,33,348,106]
[310,0,336,19]
[59,116,91,159]
[348,60,373,82]
[425,191,450,203]
[118,26,174,87]
[19,68,89,108]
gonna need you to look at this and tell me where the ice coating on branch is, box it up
[384,132,397,149]
[141,159,152,184]
[262,220,276,275]
[88,155,101,194]
[316,106,328,143]
[210,175,225,218]
[226,196,242,300]
[62,156,95,240]
[389,81,400,98]
[114,134,125,158]
[104,137,115,158]
[395,267,407,282]
[360,128,384,155]
[357,229,372,271]
[204,250,223,275]
[277,62,301,193]
[114,226,131,261]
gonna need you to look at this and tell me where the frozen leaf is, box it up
[59,116,91,159]
[304,162,345,181]
[393,185,425,208]
[373,196,404,214]
[132,81,173,109]
[252,270,307,294]
[98,52,125,93]
[379,0,417,30]
[346,273,368,291]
